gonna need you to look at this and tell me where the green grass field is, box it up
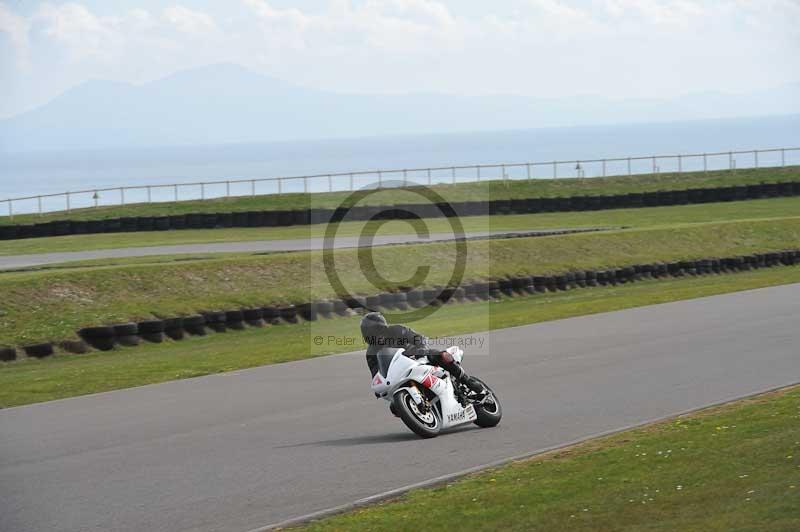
[1,265,799,407]
[2,166,797,226]
[299,384,800,532]
[2,196,799,256]
[1,217,799,345]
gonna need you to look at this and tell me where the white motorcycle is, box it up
[371,346,502,438]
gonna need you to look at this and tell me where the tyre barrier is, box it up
[378,292,396,310]
[60,339,90,354]
[202,311,227,332]
[24,343,54,359]
[243,308,264,327]
[183,315,206,336]
[79,326,116,351]
[225,310,247,330]
[261,306,282,325]
[0,346,17,361]
[113,323,141,346]
[365,295,382,311]
[314,300,335,318]
[280,305,298,324]
[163,317,186,340]
[406,290,425,308]
[138,320,166,343]
[5,180,800,241]
[333,299,350,316]
[6,250,800,360]
[296,303,317,322]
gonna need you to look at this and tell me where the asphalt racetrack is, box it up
[0,230,549,269]
[1,284,798,531]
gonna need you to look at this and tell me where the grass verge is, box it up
[1,265,799,407]
[0,217,800,345]
[2,196,799,256]
[2,166,798,225]
[1,217,799,345]
[298,385,800,532]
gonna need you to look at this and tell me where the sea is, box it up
[1,114,798,214]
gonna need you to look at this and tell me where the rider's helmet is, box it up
[360,311,388,344]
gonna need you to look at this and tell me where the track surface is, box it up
[1,285,798,532]
[0,230,509,269]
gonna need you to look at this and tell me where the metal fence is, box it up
[3,146,799,220]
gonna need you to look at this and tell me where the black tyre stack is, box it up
[183,315,207,336]
[138,320,166,343]
[113,323,140,346]
[79,326,116,351]
[0,346,17,361]
[164,317,186,340]
[24,343,54,359]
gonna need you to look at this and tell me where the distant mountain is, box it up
[2,63,798,152]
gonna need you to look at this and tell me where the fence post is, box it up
[121,188,125,205]
[378,171,383,189]
[66,192,71,212]
[226,181,230,197]
[7,199,12,221]
[781,149,785,167]
[94,191,99,208]
[477,166,481,182]
[553,161,557,179]
[278,179,283,195]
[148,186,152,203]
[427,168,431,185]
[602,159,606,177]
[754,150,759,168]
[303,177,308,194]
[678,155,682,173]
[328,175,333,192]
[38,196,43,215]
[729,151,733,171]
[526,163,531,180]
[251,180,255,196]
[501,164,506,183]
[349,173,354,190]
[703,153,707,173]
[201,183,205,200]
[402,169,407,187]
[627,157,631,176]
[451,167,456,184]
[174,185,178,202]
[652,157,656,174]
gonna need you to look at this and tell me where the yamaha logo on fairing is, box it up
[447,409,467,423]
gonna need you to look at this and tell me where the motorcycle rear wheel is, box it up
[393,389,441,438]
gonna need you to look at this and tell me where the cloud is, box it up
[0,0,798,117]
[163,5,218,35]
[0,3,31,67]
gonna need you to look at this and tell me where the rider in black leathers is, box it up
[360,312,484,393]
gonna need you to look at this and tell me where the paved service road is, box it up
[0,229,557,269]
[1,285,798,532]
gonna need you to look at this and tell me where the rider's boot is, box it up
[457,370,486,396]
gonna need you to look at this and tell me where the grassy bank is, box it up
[2,166,797,226]
[1,265,799,407]
[1,218,799,345]
[300,384,800,532]
[3,196,800,256]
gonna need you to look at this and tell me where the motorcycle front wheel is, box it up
[471,377,502,428]
[393,389,441,438]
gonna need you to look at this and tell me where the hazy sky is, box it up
[1,0,798,118]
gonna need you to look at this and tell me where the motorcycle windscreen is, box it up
[376,347,402,377]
